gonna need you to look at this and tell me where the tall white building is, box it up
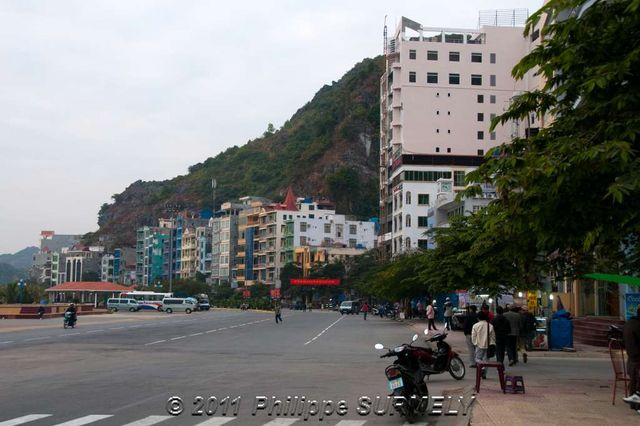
[379,11,536,257]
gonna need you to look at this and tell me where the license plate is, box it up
[388,377,404,391]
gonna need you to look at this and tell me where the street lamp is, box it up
[17,279,26,304]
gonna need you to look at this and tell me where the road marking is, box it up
[111,327,126,330]
[205,329,217,333]
[218,327,228,330]
[336,421,366,426]
[0,414,52,426]
[145,340,166,346]
[170,336,186,341]
[192,418,236,426]
[53,415,113,425]
[189,332,204,337]
[24,337,49,341]
[304,316,344,345]
[0,341,14,344]
[85,330,104,333]
[261,419,299,426]
[121,415,172,426]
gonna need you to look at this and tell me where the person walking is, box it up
[361,302,370,320]
[463,305,478,368]
[472,310,495,379]
[520,307,536,363]
[443,297,454,331]
[417,301,425,320]
[274,304,283,324]
[504,306,522,366]
[492,306,511,366]
[426,302,437,330]
[623,305,640,412]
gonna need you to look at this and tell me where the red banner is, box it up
[290,279,340,286]
[242,290,251,298]
[270,289,281,299]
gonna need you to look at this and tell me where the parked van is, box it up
[107,298,140,312]
[161,297,197,314]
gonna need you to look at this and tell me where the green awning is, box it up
[583,273,640,286]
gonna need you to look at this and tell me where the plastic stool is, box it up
[475,361,506,393]
[504,375,525,394]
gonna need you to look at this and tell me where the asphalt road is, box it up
[0,310,613,426]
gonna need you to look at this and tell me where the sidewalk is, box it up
[402,319,639,425]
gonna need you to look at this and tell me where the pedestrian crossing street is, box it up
[0,415,432,426]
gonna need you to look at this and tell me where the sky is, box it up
[0,0,542,254]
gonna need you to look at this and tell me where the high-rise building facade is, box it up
[379,12,534,257]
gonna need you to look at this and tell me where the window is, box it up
[447,129,451,134]
[336,224,343,238]
[490,95,496,104]
[406,215,411,227]
[418,194,429,205]
[478,149,484,156]
[449,73,460,85]
[477,94,484,103]
[454,171,465,186]
[436,110,439,115]
[490,75,496,86]
[490,53,496,64]
[449,51,460,62]
[402,171,452,182]
[427,72,438,84]
[300,236,307,245]
[405,238,411,249]
[409,49,416,60]
[405,191,411,204]
[471,74,482,86]
[409,71,416,83]
[324,223,331,233]
[349,224,357,234]
[435,147,440,152]
[477,131,484,140]
[471,52,482,63]
[427,50,438,60]
[490,131,496,141]
[418,239,429,249]
[447,147,451,152]
[349,239,357,248]
[477,113,484,122]
[300,222,308,232]
[436,129,440,133]
[418,216,429,227]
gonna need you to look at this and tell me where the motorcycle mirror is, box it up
[424,328,429,335]
[412,334,418,342]
[374,343,384,350]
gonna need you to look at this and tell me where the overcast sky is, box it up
[0,0,542,254]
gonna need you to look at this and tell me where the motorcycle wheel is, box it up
[448,356,466,380]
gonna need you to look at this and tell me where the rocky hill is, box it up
[93,56,384,248]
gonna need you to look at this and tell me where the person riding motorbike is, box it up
[65,303,77,322]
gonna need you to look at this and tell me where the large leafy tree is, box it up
[466,0,640,277]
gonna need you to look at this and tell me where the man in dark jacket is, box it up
[492,306,511,366]
[504,306,522,366]
[623,305,640,408]
[463,305,478,368]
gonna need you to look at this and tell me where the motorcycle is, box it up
[63,311,76,329]
[420,330,466,380]
[375,333,429,419]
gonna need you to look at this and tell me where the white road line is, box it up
[189,332,204,337]
[24,337,49,341]
[53,414,113,425]
[218,327,228,330]
[170,336,186,341]
[192,417,237,426]
[85,330,103,333]
[205,330,217,334]
[111,327,126,330]
[261,419,300,426]
[145,340,166,346]
[304,316,344,345]
[0,414,52,426]
[336,421,367,426]
[121,415,172,426]
[0,341,14,344]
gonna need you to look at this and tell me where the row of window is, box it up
[409,50,496,64]
[393,192,430,212]
[300,222,357,234]
[392,215,430,232]
[409,72,497,86]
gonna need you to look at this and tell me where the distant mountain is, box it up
[0,246,38,269]
[93,56,384,248]
[0,263,28,284]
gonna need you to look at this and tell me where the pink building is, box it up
[379,10,539,257]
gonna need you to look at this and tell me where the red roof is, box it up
[45,281,134,292]
[282,186,298,211]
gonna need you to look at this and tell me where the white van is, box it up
[107,298,140,312]
[161,297,197,314]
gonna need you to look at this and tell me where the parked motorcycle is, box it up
[420,330,465,380]
[63,311,76,329]
[375,333,429,419]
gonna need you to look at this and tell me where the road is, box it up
[0,310,614,425]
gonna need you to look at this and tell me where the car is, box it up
[106,298,140,312]
[160,297,197,314]
[339,300,360,315]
